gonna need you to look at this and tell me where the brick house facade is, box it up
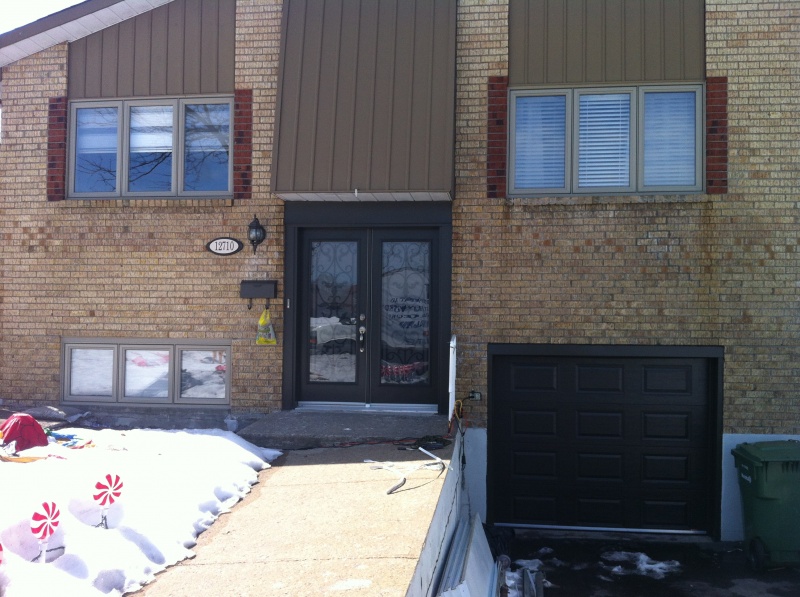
[1,0,798,540]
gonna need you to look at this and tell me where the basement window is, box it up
[62,339,230,405]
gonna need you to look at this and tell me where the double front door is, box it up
[297,228,439,407]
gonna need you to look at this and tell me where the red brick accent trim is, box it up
[706,76,728,194]
[487,76,509,199]
[234,89,253,201]
[47,96,68,201]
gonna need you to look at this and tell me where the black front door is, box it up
[297,227,439,407]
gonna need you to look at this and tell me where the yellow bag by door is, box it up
[256,308,277,345]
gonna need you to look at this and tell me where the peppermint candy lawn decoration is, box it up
[31,502,60,541]
[94,474,123,507]
[94,473,123,529]
[31,501,60,563]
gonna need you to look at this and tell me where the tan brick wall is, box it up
[1,0,799,434]
[451,0,800,433]
[0,0,286,413]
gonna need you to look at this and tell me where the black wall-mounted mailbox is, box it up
[240,280,278,299]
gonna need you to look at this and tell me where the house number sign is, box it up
[206,238,244,256]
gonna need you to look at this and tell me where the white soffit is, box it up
[0,0,175,68]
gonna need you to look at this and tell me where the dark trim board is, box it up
[487,343,724,538]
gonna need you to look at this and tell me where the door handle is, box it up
[358,325,367,353]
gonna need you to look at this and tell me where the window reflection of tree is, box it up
[74,103,230,193]
[184,104,230,191]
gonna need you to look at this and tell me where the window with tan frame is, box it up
[509,84,704,197]
[62,339,231,405]
[69,97,233,198]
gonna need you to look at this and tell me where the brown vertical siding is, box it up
[509,0,705,86]
[273,0,456,198]
[67,0,235,99]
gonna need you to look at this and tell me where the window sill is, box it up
[63,196,236,208]
[504,192,713,207]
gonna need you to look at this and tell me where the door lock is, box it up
[358,325,367,353]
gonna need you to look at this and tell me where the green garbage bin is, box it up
[732,440,800,571]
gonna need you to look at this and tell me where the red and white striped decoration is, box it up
[93,474,124,507]
[30,502,60,541]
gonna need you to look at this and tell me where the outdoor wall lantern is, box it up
[248,215,266,253]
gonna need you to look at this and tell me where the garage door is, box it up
[489,345,721,533]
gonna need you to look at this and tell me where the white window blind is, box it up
[642,91,697,187]
[577,92,631,189]
[514,94,567,190]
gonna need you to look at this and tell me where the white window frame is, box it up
[68,96,234,199]
[509,84,704,196]
[62,339,231,406]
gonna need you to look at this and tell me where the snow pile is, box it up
[600,550,682,579]
[0,427,281,596]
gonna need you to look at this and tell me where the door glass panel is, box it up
[308,241,359,383]
[380,241,430,385]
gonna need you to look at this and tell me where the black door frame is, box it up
[486,343,724,538]
[283,202,452,413]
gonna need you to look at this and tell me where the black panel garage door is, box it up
[489,345,722,534]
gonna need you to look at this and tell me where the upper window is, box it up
[69,97,233,198]
[509,85,703,196]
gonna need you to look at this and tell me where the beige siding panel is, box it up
[313,0,342,190]
[408,0,433,190]
[84,34,104,97]
[274,0,455,197]
[182,2,201,95]
[682,0,705,80]
[643,0,663,81]
[604,0,624,82]
[428,0,455,191]
[200,0,219,94]
[296,0,324,191]
[584,0,604,83]
[68,0,235,99]
[390,0,414,190]
[217,0,235,92]
[546,0,566,83]
[275,0,305,191]
[330,0,360,191]
[350,0,379,191]
[69,38,87,98]
[100,27,119,98]
[623,0,643,81]
[116,18,136,97]
[133,13,152,96]
[166,1,186,95]
[370,0,397,190]
[509,0,705,85]
[150,5,169,95]
[565,0,585,83]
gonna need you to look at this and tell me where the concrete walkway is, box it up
[137,413,455,596]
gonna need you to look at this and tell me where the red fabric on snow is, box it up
[0,413,49,452]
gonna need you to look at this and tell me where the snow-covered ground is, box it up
[0,427,280,596]
[504,547,682,596]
